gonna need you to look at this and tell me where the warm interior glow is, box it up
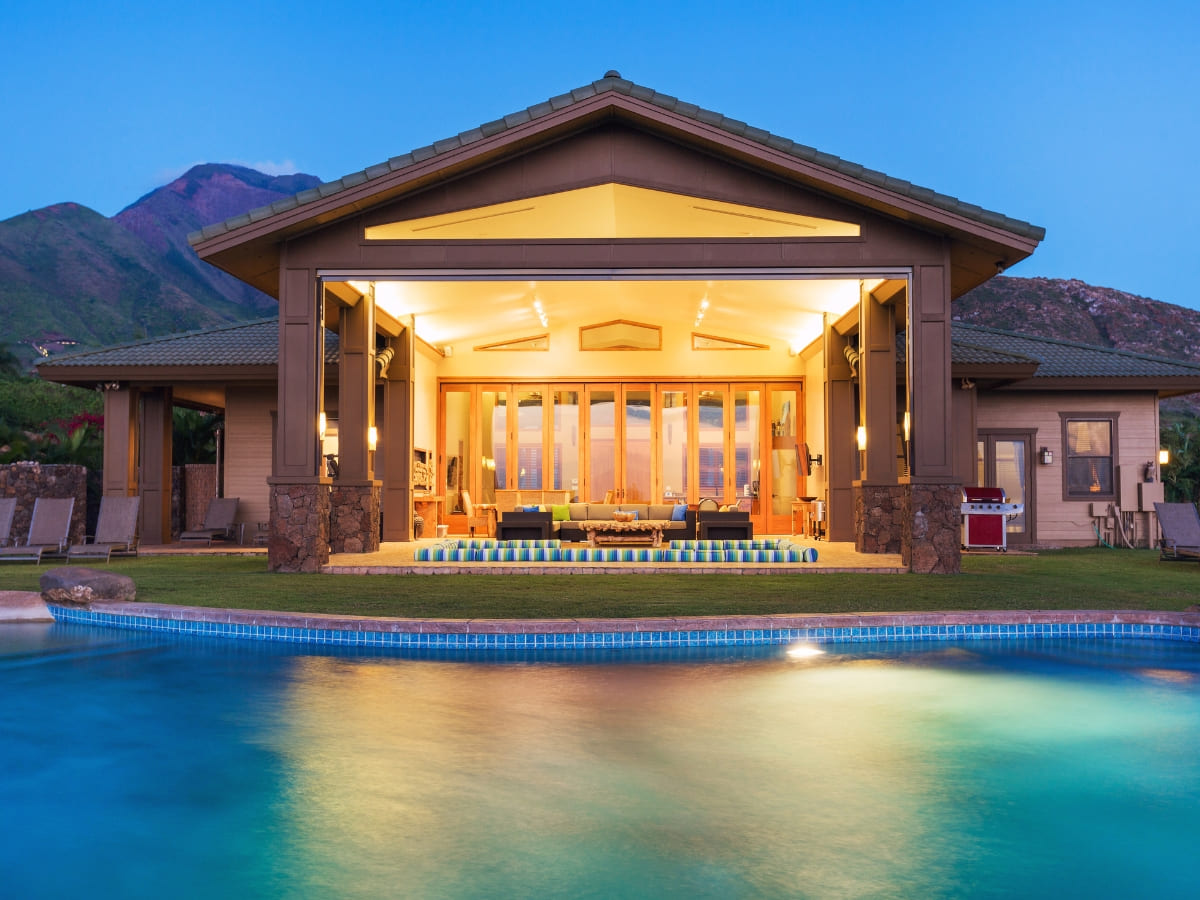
[367,278,861,349]
[364,184,861,240]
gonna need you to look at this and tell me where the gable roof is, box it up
[191,72,1044,249]
[950,323,1200,395]
[35,318,338,383]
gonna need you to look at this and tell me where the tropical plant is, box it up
[173,409,222,465]
[1160,411,1200,503]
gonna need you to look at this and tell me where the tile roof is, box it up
[189,72,1045,246]
[951,323,1200,380]
[36,318,339,369]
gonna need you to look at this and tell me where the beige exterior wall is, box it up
[224,386,276,532]
[976,390,1162,547]
[802,346,827,500]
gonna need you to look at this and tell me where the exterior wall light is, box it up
[856,426,867,451]
[1039,446,1053,465]
[367,426,378,452]
[319,412,327,441]
[1159,449,1170,465]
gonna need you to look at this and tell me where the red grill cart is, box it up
[961,487,1024,552]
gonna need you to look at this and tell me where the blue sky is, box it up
[3,0,1197,306]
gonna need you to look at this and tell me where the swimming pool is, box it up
[3,623,1198,898]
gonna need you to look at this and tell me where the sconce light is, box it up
[856,426,867,452]
[443,345,453,358]
[1159,449,1170,466]
[367,426,378,452]
[318,412,327,441]
[1038,446,1053,465]
[902,411,911,443]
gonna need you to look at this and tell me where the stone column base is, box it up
[330,482,382,554]
[269,482,330,573]
[854,484,905,554]
[902,482,962,574]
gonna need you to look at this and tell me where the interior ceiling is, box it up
[348,183,881,350]
[364,184,861,240]
[364,278,864,350]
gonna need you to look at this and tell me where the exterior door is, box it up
[977,431,1034,545]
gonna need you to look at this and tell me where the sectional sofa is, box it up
[496,503,698,542]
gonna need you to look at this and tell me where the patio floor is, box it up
[135,536,906,574]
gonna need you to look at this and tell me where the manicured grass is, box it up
[3,548,1199,618]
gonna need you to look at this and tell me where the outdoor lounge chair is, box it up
[1154,502,1200,561]
[67,495,140,563]
[0,497,15,547]
[179,497,240,546]
[0,497,75,564]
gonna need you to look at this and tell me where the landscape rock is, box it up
[40,566,136,607]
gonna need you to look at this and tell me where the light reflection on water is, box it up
[2,624,1199,899]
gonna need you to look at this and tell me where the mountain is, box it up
[0,164,321,368]
[954,276,1200,364]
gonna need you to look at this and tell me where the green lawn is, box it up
[3,547,1199,618]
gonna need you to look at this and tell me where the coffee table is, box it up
[584,519,668,548]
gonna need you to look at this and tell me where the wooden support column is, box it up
[138,387,173,544]
[858,287,898,485]
[823,314,856,542]
[908,263,954,481]
[329,290,381,553]
[854,286,903,553]
[267,267,330,572]
[102,386,137,496]
[381,323,415,542]
[904,261,961,573]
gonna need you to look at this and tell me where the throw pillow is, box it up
[551,504,569,522]
[671,504,687,522]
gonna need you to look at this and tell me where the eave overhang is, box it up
[189,76,1043,300]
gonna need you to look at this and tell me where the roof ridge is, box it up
[953,321,1200,370]
[188,71,1045,247]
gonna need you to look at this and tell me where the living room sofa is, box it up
[496,503,697,542]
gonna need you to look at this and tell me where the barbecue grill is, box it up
[961,486,1024,551]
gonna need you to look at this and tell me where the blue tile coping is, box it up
[47,602,1200,653]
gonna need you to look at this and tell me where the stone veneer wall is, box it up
[269,483,330,573]
[0,462,88,546]
[329,483,381,554]
[182,465,217,531]
[854,484,905,554]
[902,483,962,574]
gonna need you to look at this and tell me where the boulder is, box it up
[40,566,136,607]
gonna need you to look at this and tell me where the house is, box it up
[947,323,1200,549]
[41,72,1060,573]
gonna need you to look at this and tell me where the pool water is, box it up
[2,624,1198,899]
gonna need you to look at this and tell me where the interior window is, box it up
[1064,418,1114,497]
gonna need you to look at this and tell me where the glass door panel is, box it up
[587,388,616,502]
[734,388,761,526]
[696,388,726,502]
[660,388,688,503]
[552,389,581,499]
[480,390,507,502]
[623,387,653,503]
[768,388,800,533]
[443,388,471,514]
[516,388,544,490]
[979,431,1033,544]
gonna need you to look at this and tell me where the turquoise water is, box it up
[2,625,1199,899]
